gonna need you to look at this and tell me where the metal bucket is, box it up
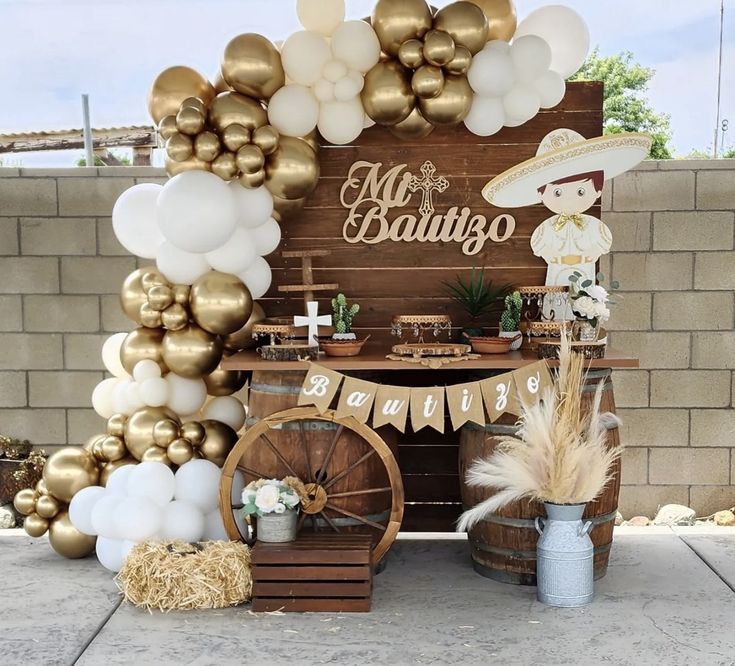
[256,509,299,543]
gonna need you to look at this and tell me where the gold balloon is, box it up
[239,169,266,189]
[92,438,106,462]
[466,0,516,40]
[433,1,489,55]
[24,513,50,538]
[107,414,127,438]
[141,271,167,291]
[35,494,61,519]
[221,33,285,100]
[141,446,172,466]
[101,435,127,463]
[208,92,267,132]
[167,438,195,466]
[271,195,307,223]
[48,512,96,559]
[166,132,194,162]
[412,65,445,99]
[120,327,167,375]
[372,0,433,56]
[162,324,224,379]
[35,479,48,496]
[389,106,435,139]
[124,406,179,461]
[236,144,266,175]
[176,105,206,136]
[211,152,239,181]
[148,66,215,125]
[189,271,253,336]
[398,39,425,69]
[194,131,221,162]
[158,115,178,140]
[121,268,165,325]
[165,154,212,177]
[423,29,456,67]
[100,457,136,487]
[139,304,163,329]
[265,136,320,200]
[302,130,320,153]
[418,74,473,126]
[42,447,99,503]
[13,488,37,516]
[161,303,190,332]
[181,421,206,447]
[203,366,248,396]
[222,302,266,351]
[147,285,174,312]
[173,284,190,305]
[446,45,473,75]
[199,420,237,467]
[153,419,180,448]
[221,124,251,152]
[213,69,231,93]
[252,125,280,156]
[361,60,416,126]
[181,96,206,113]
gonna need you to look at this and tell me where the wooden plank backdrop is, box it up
[261,81,603,531]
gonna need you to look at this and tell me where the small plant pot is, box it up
[256,509,299,543]
[468,334,521,354]
[317,335,370,357]
[499,330,523,351]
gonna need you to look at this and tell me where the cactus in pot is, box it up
[331,294,360,340]
[500,291,523,350]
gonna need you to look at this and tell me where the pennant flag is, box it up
[446,382,486,431]
[335,376,378,423]
[480,373,521,422]
[410,387,446,432]
[298,364,343,413]
[514,360,555,405]
[373,384,411,432]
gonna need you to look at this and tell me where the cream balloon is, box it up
[464,95,505,136]
[330,20,381,73]
[468,44,515,96]
[92,378,121,418]
[205,227,258,275]
[281,31,332,87]
[318,98,365,145]
[237,257,272,300]
[126,461,176,507]
[322,60,348,83]
[533,70,566,109]
[138,377,170,407]
[230,183,274,228]
[503,85,541,124]
[202,396,246,431]
[68,485,106,536]
[267,84,320,137]
[101,333,130,378]
[156,242,210,285]
[165,374,208,415]
[252,218,281,257]
[174,459,221,512]
[297,0,345,36]
[160,500,205,542]
[133,359,162,383]
[112,184,165,259]
[510,35,552,82]
[96,536,126,572]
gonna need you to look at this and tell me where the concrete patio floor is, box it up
[1,527,734,666]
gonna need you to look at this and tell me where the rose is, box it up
[573,295,595,319]
[282,490,300,509]
[274,503,286,514]
[255,484,280,513]
[587,284,609,302]
[593,303,610,322]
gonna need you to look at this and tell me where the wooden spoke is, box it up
[299,420,314,483]
[322,449,376,491]
[236,463,271,479]
[328,487,392,499]
[316,425,344,483]
[325,503,387,532]
[319,511,341,533]
[259,432,298,477]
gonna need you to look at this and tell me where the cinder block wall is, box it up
[0,162,733,517]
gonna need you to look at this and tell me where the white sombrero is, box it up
[482,129,652,208]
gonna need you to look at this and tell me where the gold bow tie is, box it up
[553,214,586,232]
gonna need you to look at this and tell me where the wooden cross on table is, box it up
[278,249,338,305]
[294,301,332,348]
[408,160,449,217]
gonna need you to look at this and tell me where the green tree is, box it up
[571,48,673,159]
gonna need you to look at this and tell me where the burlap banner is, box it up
[335,376,377,423]
[410,387,445,433]
[297,364,343,412]
[373,385,411,432]
[446,382,486,431]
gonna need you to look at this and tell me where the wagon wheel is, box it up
[219,406,404,564]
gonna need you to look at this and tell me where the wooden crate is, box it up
[251,534,373,612]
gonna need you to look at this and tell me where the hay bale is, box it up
[116,541,252,612]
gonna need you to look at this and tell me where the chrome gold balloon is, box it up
[433,1,489,55]
[236,144,266,175]
[161,303,190,332]
[24,512,50,538]
[412,65,444,99]
[165,154,212,177]
[194,131,221,162]
[361,60,415,126]
[48,511,96,559]
[252,125,280,156]
[106,414,127,438]
[141,446,172,466]
[422,29,456,67]
[148,66,215,125]
[372,0,433,56]
[418,73,473,125]
[466,0,516,41]
[167,438,195,466]
[181,421,206,447]
[199,420,238,467]
[203,366,248,396]
[147,285,174,312]
[42,447,99,503]
[166,133,194,162]
[181,96,206,113]
[13,488,37,516]
[99,457,136,487]
[398,39,425,69]
[153,419,180,448]
[158,115,178,141]
[35,494,61,519]
[35,479,49,496]
[221,33,285,100]
[124,406,179,461]
[445,45,472,75]
[190,272,253,336]
[222,124,251,152]
[208,91,267,132]
[175,105,206,136]
[141,271,167,291]
[100,435,127,463]
[162,325,224,379]
[239,169,267,189]
[120,327,167,375]
[265,136,320,200]
[271,196,306,223]
[222,302,266,351]
[211,151,239,181]
[389,106,435,139]
[139,304,163,329]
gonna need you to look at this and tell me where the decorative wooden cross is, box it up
[278,249,338,306]
[408,160,449,217]
[294,301,332,347]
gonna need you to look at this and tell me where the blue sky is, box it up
[0,0,732,165]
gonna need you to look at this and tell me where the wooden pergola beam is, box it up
[0,126,157,155]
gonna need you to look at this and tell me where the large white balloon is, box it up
[166,374,207,416]
[534,70,566,109]
[252,218,282,257]
[111,378,134,415]
[111,184,165,259]
[156,242,210,285]
[114,496,162,541]
[514,5,590,78]
[127,462,176,507]
[281,31,332,86]
[69,485,106,536]
[102,333,129,378]
[138,377,170,407]
[231,469,245,505]
[161,500,205,542]
[124,381,145,413]
[105,464,136,495]
[331,21,381,73]
[202,396,246,431]
[92,377,121,419]
[503,86,541,125]
[203,509,228,541]
[205,227,257,275]
[238,257,272,299]
[133,359,161,383]
[510,35,552,82]
[334,72,364,102]
[468,46,515,97]
[96,536,126,572]
[297,0,344,36]
[230,183,274,229]
[174,459,221,513]
[464,96,506,137]
[268,84,320,137]
[157,171,238,253]
[318,98,365,145]
[91,493,125,539]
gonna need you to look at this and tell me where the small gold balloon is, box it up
[120,327,167,375]
[221,33,285,100]
[412,65,445,99]
[433,1,489,55]
[446,45,473,75]
[124,406,179,461]
[199,420,238,467]
[265,136,320,200]
[100,457,136,487]
[165,154,212,177]
[100,435,127,463]
[203,366,248,396]
[122,268,165,324]
[107,413,128,438]
[158,115,178,140]
[466,0,517,41]
[194,131,221,162]
[148,66,215,124]
[35,479,49,496]
[423,29,456,67]
[361,60,416,127]
[236,144,266,175]
[398,39,425,69]
[418,73,473,126]
[48,511,96,559]
[221,124,251,152]
[211,151,239,182]
[153,419,180,448]
[35,494,61,519]
[139,304,163,329]
[208,91,267,132]
[239,169,267,189]
[161,303,190,332]
[13,488,37,516]
[271,195,307,223]
[181,421,206,447]
[162,324,224,379]
[181,96,206,113]
[252,125,280,156]
[302,130,320,153]
[173,284,190,305]
[389,106,435,139]
[42,447,99,503]
[175,105,206,136]
[213,69,231,93]
[190,271,253,336]
[372,0,434,56]
[141,446,172,466]
[141,271,167,291]
[167,438,195,466]
[24,513,50,538]
[165,132,194,162]
[92,438,107,462]
[147,285,175,312]
[222,302,266,351]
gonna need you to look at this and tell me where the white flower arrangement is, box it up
[568,271,616,327]
[241,478,302,518]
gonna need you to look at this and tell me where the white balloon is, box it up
[281,31,332,86]
[202,396,246,431]
[486,39,510,54]
[514,5,590,78]
[166,374,207,415]
[120,539,137,564]
[468,47,515,97]
[105,464,136,495]
[92,377,120,419]
[534,70,566,108]
[318,98,365,145]
[331,21,381,73]
[267,84,320,137]
[252,218,282,257]
[115,496,162,541]
[297,0,344,36]
[334,76,361,101]
[174,459,221,512]
[101,333,129,378]
[111,378,133,415]
[133,359,161,383]
[510,35,552,82]
[157,171,238,253]
[238,257,272,299]
[69,486,106,536]
[96,536,126,572]
[503,85,541,124]
[161,500,205,542]
[156,242,210,285]
[124,381,145,413]
[206,227,258,275]
[112,184,165,259]
[230,183,274,229]
[323,60,348,83]
[91,493,125,539]
[464,96,506,136]
[314,79,336,103]
[231,470,245,506]
[127,462,176,507]
[139,377,170,407]
[203,509,228,541]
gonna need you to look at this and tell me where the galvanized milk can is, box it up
[535,503,594,607]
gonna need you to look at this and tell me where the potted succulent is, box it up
[241,478,303,543]
[499,291,523,351]
[318,294,369,357]
[568,271,615,342]
[443,268,510,342]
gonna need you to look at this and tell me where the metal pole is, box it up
[82,94,94,167]
[714,0,725,159]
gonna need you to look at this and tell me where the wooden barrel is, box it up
[245,370,397,543]
[459,368,621,585]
